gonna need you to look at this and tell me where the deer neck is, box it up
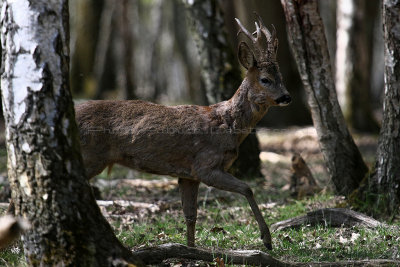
[216,78,270,143]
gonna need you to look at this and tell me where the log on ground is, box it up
[271,208,384,231]
[132,243,290,266]
[131,243,400,266]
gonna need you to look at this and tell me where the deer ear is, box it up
[238,42,256,69]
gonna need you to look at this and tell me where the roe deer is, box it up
[75,14,291,250]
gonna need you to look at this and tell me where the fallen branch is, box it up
[96,200,161,211]
[132,243,289,266]
[271,208,383,231]
[131,243,400,266]
[293,259,400,267]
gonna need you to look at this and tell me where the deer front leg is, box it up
[178,178,200,247]
[199,170,272,250]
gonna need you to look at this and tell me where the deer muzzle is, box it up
[275,94,292,106]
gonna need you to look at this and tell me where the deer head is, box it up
[235,13,291,107]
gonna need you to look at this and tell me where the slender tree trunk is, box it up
[69,0,102,96]
[369,0,400,216]
[173,0,207,105]
[148,0,165,101]
[115,0,136,100]
[184,0,261,178]
[93,0,116,99]
[371,7,385,106]
[0,1,139,265]
[280,0,368,195]
[335,0,379,133]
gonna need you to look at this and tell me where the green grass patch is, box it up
[2,193,399,266]
[110,189,400,263]
[0,242,26,267]
[271,224,400,262]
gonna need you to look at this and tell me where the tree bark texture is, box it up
[371,0,400,215]
[0,1,140,265]
[280,0,368,195]
[184,0,241,103]
[184,0,262,178]
[318,0,336,69]
[335,0,379,133]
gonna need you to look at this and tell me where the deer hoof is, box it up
[261,234,273,250]
[263,241,273,250]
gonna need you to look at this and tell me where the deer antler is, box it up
[235,18,257,43]
[235,12,278,59]
[254,12,271,41]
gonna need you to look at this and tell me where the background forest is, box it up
[69,0,383,129]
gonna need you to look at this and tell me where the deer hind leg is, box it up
[178,178,199,247]
[82,157,109,179]
[199,169,272,250]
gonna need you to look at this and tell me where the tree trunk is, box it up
[280,0,368,196]
[69,0,102,96]
[335,0,379,133]
[173,0,207,105]
[369,0,400,216]
[93,0,117,100]
[114,0,136,100]
[147,0,165,102]
[184,0,262,178]
[318,0,337,72]
[0,1,140,265]
[370,6,385,106]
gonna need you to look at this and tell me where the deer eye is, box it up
[260,78,272,85]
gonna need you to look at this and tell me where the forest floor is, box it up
[1,127,399,266]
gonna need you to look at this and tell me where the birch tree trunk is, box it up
[335,0,379,133]
[370,0,400,215]
[184,0,261,178]
[0,1,139,265]
[280,0,368,195]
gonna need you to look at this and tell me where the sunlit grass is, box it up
[109,188,400,263]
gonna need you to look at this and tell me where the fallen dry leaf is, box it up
[214,257,225,267]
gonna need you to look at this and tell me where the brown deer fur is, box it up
[75,14,291,250]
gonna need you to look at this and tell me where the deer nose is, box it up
[275,94,292,106]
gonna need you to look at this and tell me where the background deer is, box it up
[75,14,291,250]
